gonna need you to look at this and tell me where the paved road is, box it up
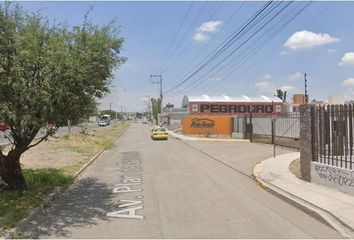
[20,123,342,238]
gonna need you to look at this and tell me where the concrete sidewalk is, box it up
[254,152,354,238]
[168,131,249,142]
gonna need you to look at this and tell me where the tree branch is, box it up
[3,131,14,146]
[25,126,59,151]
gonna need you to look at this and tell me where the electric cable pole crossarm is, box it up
[150,74,163,115]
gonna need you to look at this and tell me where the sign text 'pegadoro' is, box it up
[190,103,282,114]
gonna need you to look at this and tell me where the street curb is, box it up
[3,124,129,239]
[168,131,250,143]
[73,123,129,179]
[253,156,354,239]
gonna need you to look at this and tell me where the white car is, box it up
[98,119,109,126]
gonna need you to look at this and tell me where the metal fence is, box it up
[313,104,354,170]
[249,112,300,149]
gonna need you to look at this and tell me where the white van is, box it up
[98,114,111,126]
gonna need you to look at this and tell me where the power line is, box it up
[155,2,194,73]
[164,1,274,94]
[174,1,292,94]
[201,2,311,95]
[167,1,310,98]
[160,1,226,75]
[180,1,302,95]
[157,2,208,74]
[165,1,245,87]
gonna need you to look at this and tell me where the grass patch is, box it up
[0,122,129,231]
[60,161,85,176]
[62,134,70,141]
[0,169,73,229]
[60,122,127,156]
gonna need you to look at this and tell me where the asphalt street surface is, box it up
[20,123,342,238]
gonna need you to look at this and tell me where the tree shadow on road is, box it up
[19,177,117,238]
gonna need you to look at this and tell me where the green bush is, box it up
[0,169,73,229]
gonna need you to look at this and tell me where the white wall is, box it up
[311,162,354,196]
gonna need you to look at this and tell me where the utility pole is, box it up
[150,74,163,114]
[304,73,308,104]
[145,95,151,122]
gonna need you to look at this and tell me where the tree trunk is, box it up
[0,153,27,191]
[67,120,71,134]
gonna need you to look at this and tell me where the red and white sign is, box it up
[272,112,277,121]
[188,102,284,115]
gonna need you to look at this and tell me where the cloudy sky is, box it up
[21,1,354,112]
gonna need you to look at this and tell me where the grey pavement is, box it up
[169,131,249,142]
[18,123,342,238]
[169,130,292,173]
[254,152,354,238]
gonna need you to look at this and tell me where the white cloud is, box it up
[254,81,275,95]
[343,78,354,87]
[197,21,222,33]
[280,50,289,55]
[193,32,208,42]
[288,72,302,82]
[263,74,272,81]
[280,85,296,93]
[328,48,337,53]
[206,77,221,83]
[339,52,354,66]
[193,20,222,42]
[284,30,339,50]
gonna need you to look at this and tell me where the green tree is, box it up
[100,110,122,120]
[151,98,161,124]
[0,4,126,190]
[276,89,287,102]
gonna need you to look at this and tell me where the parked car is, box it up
[151,126,168,140]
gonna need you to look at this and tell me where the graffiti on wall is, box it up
[314,165,354,187]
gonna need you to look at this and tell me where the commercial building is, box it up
[175,95,284,137]
[293,94,308,104]
[328,94,345,104]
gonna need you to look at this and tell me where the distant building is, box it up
[328,94,345,104]
[162,103,175,113]
[293,94,308,104]
[310,99,326,106]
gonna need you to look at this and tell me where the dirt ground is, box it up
[2,124,126,174]
[20,137,83,170]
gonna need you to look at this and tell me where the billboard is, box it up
[182,116,232,136]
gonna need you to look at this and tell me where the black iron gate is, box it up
[313,104,354,170]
